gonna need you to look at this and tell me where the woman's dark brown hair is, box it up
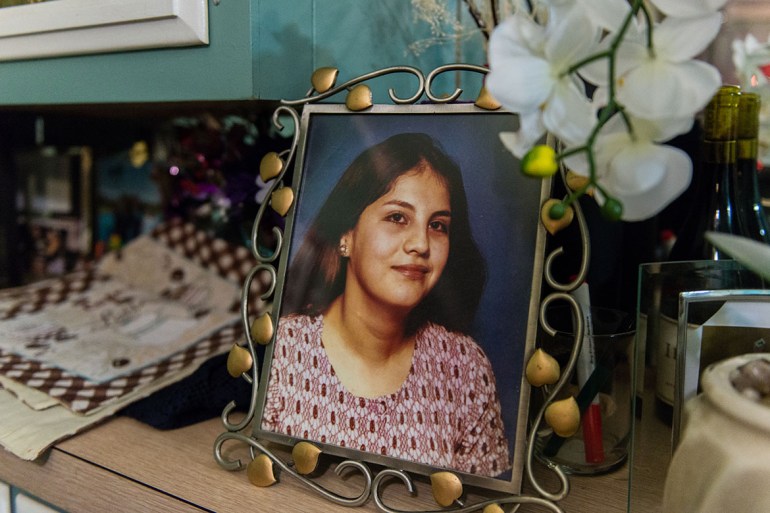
[281,132,486,335]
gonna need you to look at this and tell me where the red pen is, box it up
[572,281,605,464]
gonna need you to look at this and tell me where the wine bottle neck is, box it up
[703,140,736,164]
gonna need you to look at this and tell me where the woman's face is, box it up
[343,164,451,314]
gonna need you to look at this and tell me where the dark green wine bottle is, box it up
[659,85,742,423]
[669,84,741,261]
[734,92,770,244]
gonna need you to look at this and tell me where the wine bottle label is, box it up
[655,313,704,407]
[655,314,678,406]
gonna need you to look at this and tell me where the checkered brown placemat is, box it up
[0,322,243,413]
[0,269,101,321]
[151,219,258,287]
[0,219,264,414]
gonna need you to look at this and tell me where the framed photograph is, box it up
[673,288,770,447]
[23,216,84,281]
[251,103,550,494]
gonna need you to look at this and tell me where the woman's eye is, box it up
[430,220,449,234]
[386,212,407,224]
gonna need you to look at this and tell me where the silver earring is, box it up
[339,242,349,257]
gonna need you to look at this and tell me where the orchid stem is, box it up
[566,50,612,75]
[551,0,651,215]
[639,2,655,52]
[557,147,585,160]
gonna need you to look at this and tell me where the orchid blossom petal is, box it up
[601,144,692,221]
[578,20,646,87]
[613,13,722,121]
[618,58,721,120]
[489,13,546,56]
[487,16,553,114]
[498,111,546,158]
[486,54,553,112]
[574,0,632,33]
[542,79,595,146]
[544,6,600,69]
[655,13,722,63]
[633,115,695,144]
[649,0,727,18]
[606,143,668,195]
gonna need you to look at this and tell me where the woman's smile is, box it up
[391,263,431,280]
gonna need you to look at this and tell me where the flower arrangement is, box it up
[486,0,727,222]
[733,33,770,166]
[409,0,505,54]
[156,114,287,243]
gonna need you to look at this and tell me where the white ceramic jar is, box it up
[662,353,770,512]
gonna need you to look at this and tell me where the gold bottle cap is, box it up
[738,92,760,139]
[737,92,760,159]
[704,85,741,142]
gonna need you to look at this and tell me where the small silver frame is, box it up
[674,288,770,447]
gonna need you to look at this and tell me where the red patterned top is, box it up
[260,314,511,477]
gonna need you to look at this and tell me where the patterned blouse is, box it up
[261,314,511,477]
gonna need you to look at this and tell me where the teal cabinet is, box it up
[0,1,486,105]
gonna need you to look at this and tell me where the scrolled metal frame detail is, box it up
[214,64,589,513]
[424,63,489,104]
[525,158,591,502]
[214,431,373,507]
[282,65,427,106]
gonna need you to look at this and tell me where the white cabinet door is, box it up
[15,493,60,513]
[0,0,209,61]
[0,482,10,513]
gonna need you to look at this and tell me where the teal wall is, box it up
[258,1,487,102]
[0,0,488,105]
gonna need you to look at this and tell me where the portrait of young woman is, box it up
[256,106,547,489]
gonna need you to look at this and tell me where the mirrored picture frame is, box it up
[674,288,770,447]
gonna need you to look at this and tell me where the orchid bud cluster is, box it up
[486,0,726,222]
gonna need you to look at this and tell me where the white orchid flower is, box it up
[649,0,727,19]
[498,114,546,159]
[564,115,693,221]
[732,34,770,88]
[487,0,726,221]
[573,0,632,33]
[610,13,722,121]
[487,8,598,157]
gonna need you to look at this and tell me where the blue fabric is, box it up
[119,349,260,430]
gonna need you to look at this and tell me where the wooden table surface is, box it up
[0,394,672,513]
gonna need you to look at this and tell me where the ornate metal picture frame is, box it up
[215,65,592,512]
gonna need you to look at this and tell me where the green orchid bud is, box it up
[601,197,623,221]
[548,201,567,220]
[521,145,558,177]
